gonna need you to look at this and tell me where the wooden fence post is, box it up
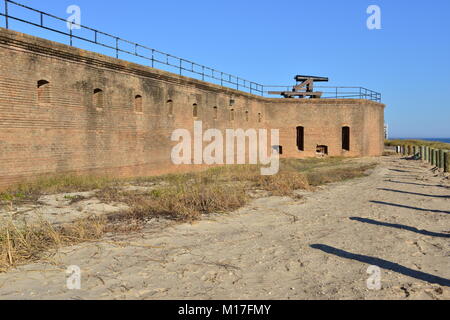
[445,151,450,173]
[439,149,445,169]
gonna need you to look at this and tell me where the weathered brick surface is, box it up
[0,28,385,189]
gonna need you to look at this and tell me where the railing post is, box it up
[115,37,119,59]
[151,49,154,68]
[69,22,73,46]
[4,0,8,29]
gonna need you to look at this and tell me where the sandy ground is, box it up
[0,155,448,300]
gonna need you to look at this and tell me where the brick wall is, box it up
[0,28,385,190]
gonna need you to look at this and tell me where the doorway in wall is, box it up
[296,126,304,151]
[342,126,350,151]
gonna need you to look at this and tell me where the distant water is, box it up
[393,138,450,144]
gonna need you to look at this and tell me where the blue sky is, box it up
[2,0,449,138]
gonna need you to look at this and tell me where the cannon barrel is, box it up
[295,75,329,82]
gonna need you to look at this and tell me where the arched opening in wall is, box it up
[93,88,104,110]
[245,111,249,122]
[296,126,305,151]
[213,106,218,120]
[230,109,235,121]
[342,126,350,151]
[167,100,174,116]
[37,80,50,105]
[258,113,262,123]
[193,103,198,118]
[134,95,143,113]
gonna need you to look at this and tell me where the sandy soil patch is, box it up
[0,155,448,300]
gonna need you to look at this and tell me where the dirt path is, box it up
[0,156,449,300]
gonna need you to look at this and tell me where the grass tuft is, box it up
[0,175,116,205]
[0,217,106,272]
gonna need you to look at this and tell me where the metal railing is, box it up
[0,0,381,102]
[263,86,382,102]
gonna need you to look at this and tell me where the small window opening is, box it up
[273,145,283,155]
[93,88,104,110]
[167,100,174,116]
[245,111,249,122]
[230,109,235,121]
[37,80,50,105]
[134,95,143,113]
[316,145,328,156]
[213,106,218,120]
[193,103,198,118]
[258,113,262,123]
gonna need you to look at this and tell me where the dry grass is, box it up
[385,139,450,150]
[0,157,376,271]
[0,216,107,272]
[97,158,373,221]
[98,183,248,222]
[305,166,374,186]
[0,174,116,205]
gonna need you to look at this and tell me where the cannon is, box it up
[269,75,329,98]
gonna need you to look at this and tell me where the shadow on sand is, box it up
[378,188,450,199]
[370,200,450,215]
[310,244,450,287]
[384,180,449,189]
[389,169,423,174]
[350,217,450,238]
[383,176,422,180]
